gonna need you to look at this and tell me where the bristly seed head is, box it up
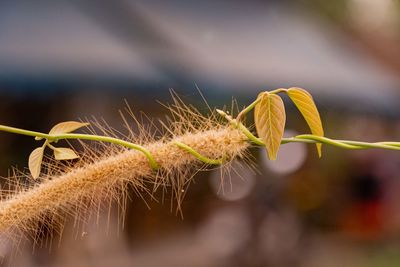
[0,93,252,251]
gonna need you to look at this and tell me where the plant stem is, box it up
[2,116,400,173]
[174,141,225,165]
[236,88,287,121]
[0,125,49,139]
[236,97,262,122]
[216,110,400,151]
[0,125,160,170]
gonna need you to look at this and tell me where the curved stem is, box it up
[294,135,360,149]
[236,88,287,122]
[0,125,50,139]
[216,110,400,151]
[2,114,400,173]
[47,143,61,152]
[0,125,160,170]
[336,139,400,151]
[174,141,225,165]
[63,134,160,169]
[236,97,262,122]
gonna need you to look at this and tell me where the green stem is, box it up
[334,139,400,151]
[236,122,265,146]
[0,125,160,170]
[235,97,262,122]
[0,125,50,139]
[217,109,264,146]
[216,110,400,151]
[174,141,225,165]
[236,88,287,121]
[47,143,61,152]
[294,135,359,149]
[2,113,400,174]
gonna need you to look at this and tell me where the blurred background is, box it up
[1,0,400,266]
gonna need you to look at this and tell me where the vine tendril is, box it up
[174,141,225,165]
[0,125,160,170]
[1,94,400,177]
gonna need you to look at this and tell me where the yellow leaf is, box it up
[287,87,324,157]
[254,92,286,160]
[49,121,89,135]
[53,147,79,160]
[28,147,44,179]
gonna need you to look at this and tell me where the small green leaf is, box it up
[254,91,286,160]
[28,147,44,179]
[53,147,79,160]
[49,121,89,135]
[287,87,324,157]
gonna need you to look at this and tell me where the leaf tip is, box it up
[53,147,79,161]
[268,152,278,161]
[317,143,322,158]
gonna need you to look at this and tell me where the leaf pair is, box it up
[254,87,324,160]
[28,121,89,179]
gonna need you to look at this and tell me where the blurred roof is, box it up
[0,0,399,112]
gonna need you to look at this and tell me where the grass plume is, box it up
[0,94,251,249]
